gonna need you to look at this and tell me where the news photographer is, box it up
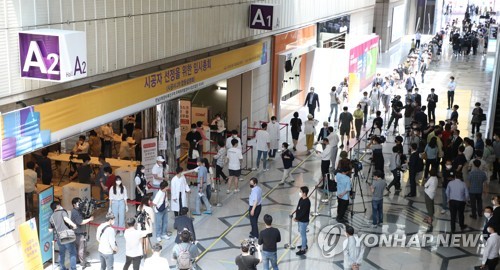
[172,230,199,270]
[367,136,385,178]
[235,238,262,270]
[70,197,94,268]
[50,201,78,270]
[124,218,149,270]
[386,95,403,134]
[136,196,154,255]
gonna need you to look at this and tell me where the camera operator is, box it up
[172,230,199,270]
[124,218,149,270]
[386,95,403,133]
[404,94,416,135]
[137,196,154,255]
[50,201,78,270]
[70,197,94,268]
[235,239,262,270]
[258,214,281,270]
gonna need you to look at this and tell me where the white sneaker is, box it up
[239,177,244,181]
[440,209,447,214]
[156,237,162,242]
[263,168,269,172]
[226,190,231,194]
[234,189,240,192]
[162,235,170,240]
[252,167,258,171]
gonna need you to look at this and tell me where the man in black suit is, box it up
[427,88,438,122]
[414,106,428,131]
[483,206,495,240]
[406,143,420,197]
[446,129,463,161]
[304,87,320,117]
[413,88,422,106]
[405,73,417,92]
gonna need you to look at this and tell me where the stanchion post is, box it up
[284,214,296,249]
[215,176,222,207]
[311,184,320,216]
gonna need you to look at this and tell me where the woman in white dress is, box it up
[170,167,191,217]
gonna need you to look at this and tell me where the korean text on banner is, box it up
[348,36,379,91]
[2,41,267,161]
[38,186,53,263]
[141,138,158,182]
[19,218,43,270]
[179,100,191,153]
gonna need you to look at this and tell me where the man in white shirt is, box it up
[481,225,500,269]
[226,139,243,193]
[327,127,340,171]
[151,156,167,197]
[144,243,168,268]
[343,225,364,270]
[152,181,170,242]
[253,122,271,171]
[96,212,118,270]
[72,135,89,154]
[101,124,114,158]
[123,218,149,270]
[359,92,371,128]
[317,138,332,181]
[226,130,242,151]
[267,116,281,160]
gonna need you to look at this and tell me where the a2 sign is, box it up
[19,29,87,82]
[249,4,280,31]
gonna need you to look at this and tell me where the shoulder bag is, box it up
[51,211,76,244]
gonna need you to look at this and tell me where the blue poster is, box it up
[38,186,53,263]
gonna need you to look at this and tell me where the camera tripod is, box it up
[349,169,367,218]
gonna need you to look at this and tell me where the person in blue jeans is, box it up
[293,186,311,256]
[153,181,170,242]
[370,170,386,228]
[192,158,212,215]
[50,201,78,270]
[258,214,281,270]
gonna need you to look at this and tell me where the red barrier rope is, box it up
[242,146,253,155]
[259,120,289,127]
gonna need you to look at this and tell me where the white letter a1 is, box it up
[23,41,47,73]
[252,9,266,27]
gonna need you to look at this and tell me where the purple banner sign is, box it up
[19,33,60,80]
[249,4,275,30]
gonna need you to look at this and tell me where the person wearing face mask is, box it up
[447,129,463,161]
[186,124,203,157]
[109,176,128,236]
[96,212,118,270]
[446,171,469,233]
[293,186,311,256]
[226,130,242,151]
[480,225,500,270]
[304,87,320,117]
[268,116,281,160]
[192,159,213,216]
[353,104,364,140]
[70,198,94,268]
[441,161,454,214]
[248,178,263,239]
[483,206,495,241]
[471,102,484,135]
[134,165,148,207]
[279,142,295,185]
[359,92,370,128]
[336,167,351,222]
[170,167,191,217]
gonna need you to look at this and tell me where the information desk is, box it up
[48,152,139,168]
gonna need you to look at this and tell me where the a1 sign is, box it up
[19,29,87,82]
[249,4,280,30]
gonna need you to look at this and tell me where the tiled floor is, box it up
[52,33,497,270]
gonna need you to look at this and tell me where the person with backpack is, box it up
[279,142,295,185]
[152,181,170,242]
[172,230,199,270]
[50,201,78,270]
[96,212,118,270]
[174,207,196,244]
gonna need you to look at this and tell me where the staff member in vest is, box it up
[70,198,94,268]
[304,87,320,117]
[249,177,263,239]
[50,201,78,270]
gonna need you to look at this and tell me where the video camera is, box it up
[80,198,97,219]
[350,159,363,174]
[135,210,149,231]
[247,238,258,255]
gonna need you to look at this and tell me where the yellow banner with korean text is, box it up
[34,41,266,133]
[19,218,43,270]
[0,41,268,161]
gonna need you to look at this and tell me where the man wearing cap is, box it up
[336,167,351,223]
[304,87,320,117]
[96,212,118,270]
[151,156,167,197]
